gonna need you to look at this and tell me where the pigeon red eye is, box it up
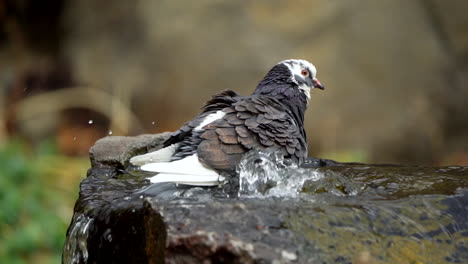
[301,69,308,76]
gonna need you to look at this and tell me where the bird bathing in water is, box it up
[130,59,325,186]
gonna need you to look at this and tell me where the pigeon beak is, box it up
[313,78,325,90]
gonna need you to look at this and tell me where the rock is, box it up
[89,133,171,168]
[63,133,468,264]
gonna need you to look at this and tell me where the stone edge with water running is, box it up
[63,133,468,264]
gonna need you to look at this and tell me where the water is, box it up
[236,149,366,198]
[237,149,323,197]
[62,214,93,264]
[126,149,467,201]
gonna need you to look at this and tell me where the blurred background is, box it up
[1,0,467,263]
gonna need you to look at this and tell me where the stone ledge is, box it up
[89,133,171,168]
[63,133,468,264]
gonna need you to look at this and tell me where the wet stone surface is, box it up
[63,133,468,264]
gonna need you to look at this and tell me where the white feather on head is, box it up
[279,59,317,102]
[279,59,317,80]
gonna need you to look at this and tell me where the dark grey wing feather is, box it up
[163,90,241,160]
[201,90,241,113]
[237,96,308,163]
[196,95,308,172]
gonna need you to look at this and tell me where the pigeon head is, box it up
[254,59,324,105]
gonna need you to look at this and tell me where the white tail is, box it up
[130,143,179,166]
[140,154,222,186]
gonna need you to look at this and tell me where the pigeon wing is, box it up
[163,90,241,148]
[163,90,241,152]
[236,96,308,163]
[196,96,308,171]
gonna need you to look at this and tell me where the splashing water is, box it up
[62,214,93,264]
[237,149,323,197]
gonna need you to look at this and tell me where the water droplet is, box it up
[88,120,93,125]
[108,130,113,135]
[151,121,155,125]
[103,228,112,242]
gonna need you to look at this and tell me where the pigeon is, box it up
[130,59,325,186]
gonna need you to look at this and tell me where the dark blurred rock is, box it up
[1,0,66,54]
[63,133,468,264]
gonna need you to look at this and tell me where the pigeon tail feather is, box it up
[148,173,221,186]
[141,154,223,186]
[130,143,179,166]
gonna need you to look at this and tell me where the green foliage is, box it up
[0,140,78,264]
